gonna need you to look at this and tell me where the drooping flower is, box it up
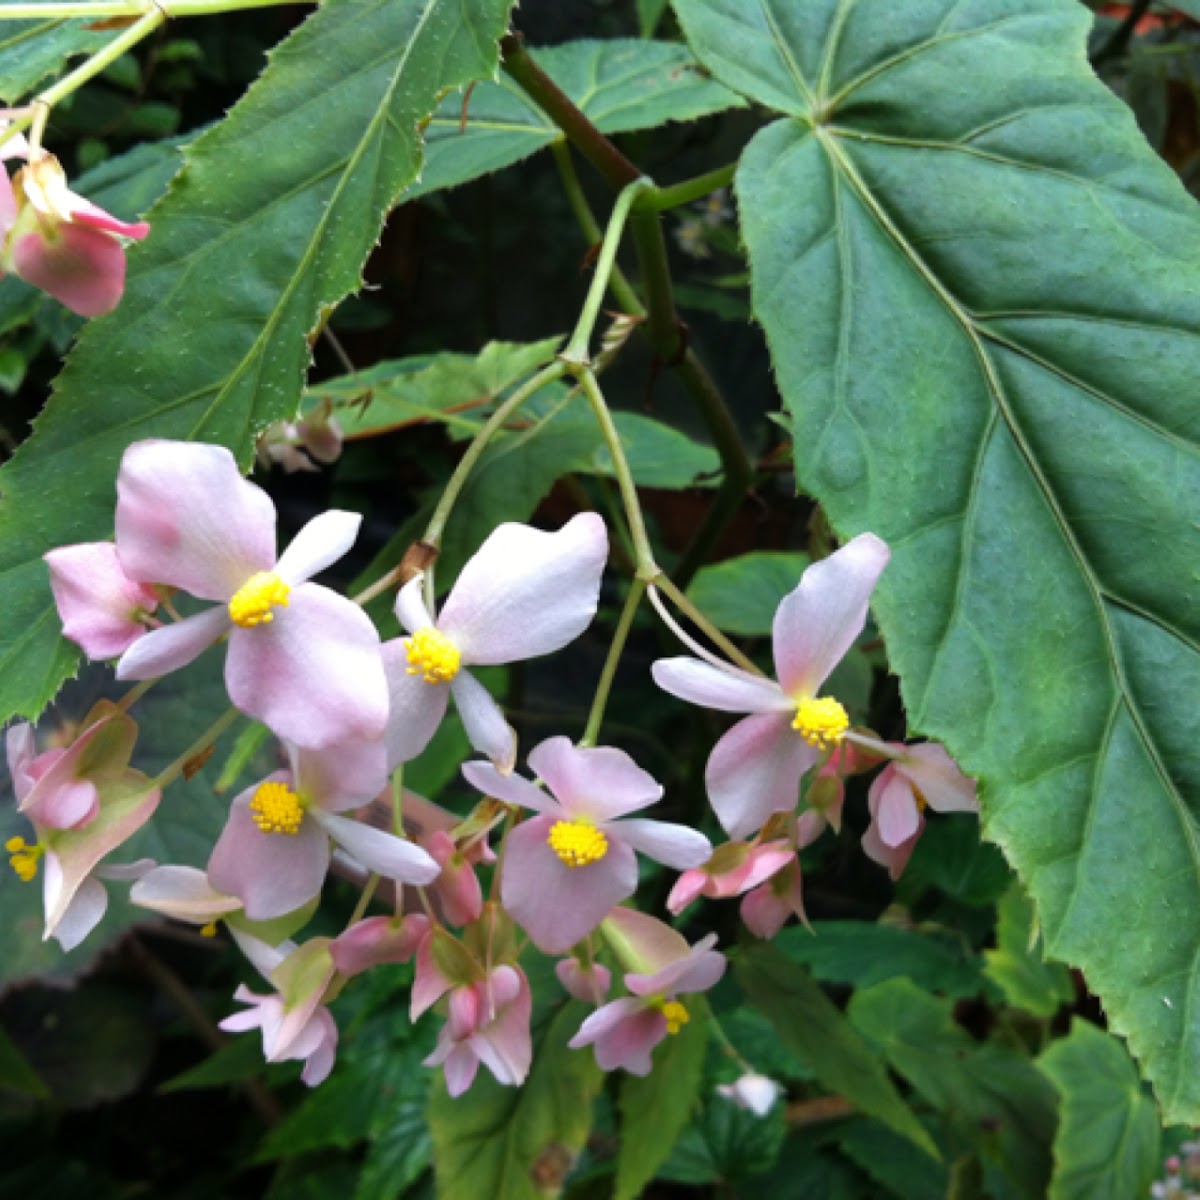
[569,908,726,1075]
[463,737,711,954]
[112,440,387,749]
[44,541,160,660]
[208,738,438,920]
[6,703,159,949]
[652,534,890,839]
[861,742,978,879]
[256,399,343,474]
[382,515,607,773]
[329,913,428,976]
[740,854,809,939]
[421,829,485,926]
[667,839,794,915]
[1,152,149,316]
[716,1072,784,1116]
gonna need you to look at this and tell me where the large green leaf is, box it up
[1038,1019,1161,1200]
[406,39,743,202]
[0,0,516,725]
[685,550,809,636]
[734,943,937,1158]
[673,0,1200,1121]
[984,883,1075,1018]
[0,13,107,102]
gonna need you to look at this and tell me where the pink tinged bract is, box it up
[741,857,808,939]
[667,840,793,915]
[44,541,159,660]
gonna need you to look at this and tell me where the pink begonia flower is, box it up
[112,440,388,749]
[131,864,243,925]
[424,964,533,1096]
[716,1073,784,1117]
[740,855,809,939]
[667,839,793,915]
[652,534,890,839]
[329,913,428,976]
[556,957,612,1006]
[463,737,711,954]
[257,400,343,474]
[570,910,726,1075]
[861,743,978,880]
[220,936,339,1087]
[44,541,159,660]
[0,153,149,317]
[208,738,438,920]
[421,829,484,926]
[6,705,158,949]
[382,515,608,773]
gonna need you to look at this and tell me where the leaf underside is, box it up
[672,0,1200,1120]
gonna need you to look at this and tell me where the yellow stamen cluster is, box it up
[200,920,219,938]
[661,1000,689,1035]
[249,781,305,835]
[547,819,608,868]
[404,626,462,684]
[792,696,850,749]
[228,571,291,628]
[6,836,42,882]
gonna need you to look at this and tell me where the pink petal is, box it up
[25,775,97,830]
[316,813,440,885]
[569,995,644,1047]
[862,808,923,881]
[528,737,662,823]
[451,669,516,772]
[666,869,709,915]
[500,815,637,954]
[556,958,612,1005]
[47,870,108,951]
[651,657,791,714]
[612,818,711,870]
[899,743,978,813]
[601,906,690,974]
[772,533,889,697]
[5,723,35,804]
[115,440,276,600]
[115,604,228,680]
[381,638,449,768]
[11,224,127,317]
[872,767,922,848]
[438,1042,481,1097]
[461,760,562,816]
[274,510,361,586]
[66,193,149,238]
[293,738,389,814]
[437,514,607,664]
[706,713,817,839]
[627,936,726,997]
[225,584,387,748]
[207,787,330,920]
[298,1009,338,1086]
[741,882,791,939]
[44,541,159,659]
[394,577,434,633]
[330,914,428,975]
[571,998,665,1075]
[130,864,242,923]
[411,932,454,1020]
[473,967,532,1086]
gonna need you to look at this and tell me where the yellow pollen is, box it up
[792,696,850,749]
[6,836,42,883]
[913,786,928,813]
[547,820,608,868]
[200,920,219,938]
[661,1000,689,1035]
[228,571,291,628]
[404,626,461,684]
[249,781,305,835]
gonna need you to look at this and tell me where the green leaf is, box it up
[0,16,108,102]
[984,884,1075,1018]
[0,0,516,725]
[637,0,671,38]
[0,1022,49,1100]
[734,943,938,1159]
[1038,1020,1161,1200]
[614,1000,708,1200]
[897,814,1013,909]
[775,919,986,999]
[429,1002,603,1199]
[407,39,743,201]
[674,0,1200,1122]
[685,551,809,636]
[835,1117,949,1200]
[658,1091,787,1186]
[158,1034,270,1094]
[849,979,1057,1199]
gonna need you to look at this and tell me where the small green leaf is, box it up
[0,1022,49,1099]
[1038,1020,1161,1200]
[615,1000,708,1200]
[735,943,938,1159]
[429,1002,603,1200]
[0,16,108,102]
[835,1117,949,1200]
[658,1091,786,1186]
[984,884,1075,1018]
[686,551,809,637]
[158,1035,269,1094]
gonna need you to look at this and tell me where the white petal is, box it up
[275,510,362,585]
[452,670,516,772]
[395,576,434,634]
[115,605,229,680]
[48,874,107,950]
[651,657,791,714]
[318,813,440,885]
[461,760,559,815]
[613,818,712,870]
[381,638,449,769]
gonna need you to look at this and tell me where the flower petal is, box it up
[115,604,228,681]
[395,576,434,633]
[501,815,637,954]
[705,713,817,839]
[437,514,607,664]
[627,936,726,998]
[651,657,791,715]
[11,223,127,317]
[612,818,711,870]
[275,510,361,586]
[872,767,922,848]
[528,737,662,823]
[900,743,978,814]
[572,998,665,1075]
[47,870,108,951]
[225,583,387,748]
[294,738,389,814]
[381,638,449,769]
[316,813,440,885]
[772,533,890,697]
[461,760,561,816]
[451,670,516,772]
[130,864,242,923]
[115,440,277,600]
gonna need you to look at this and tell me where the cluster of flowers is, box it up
[7,437,976,1097]
[0,130,148,317]
[1154,1142,1200,1200]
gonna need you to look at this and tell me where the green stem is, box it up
[579,577,646,748]
[562,177,652,365]
[635,163,737,213]
[346,873,380,925]
[117,676,157,712]
[574,367,657,578]
[391,765,404,836]
[150,706,240,791]
[651,573,762,676]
